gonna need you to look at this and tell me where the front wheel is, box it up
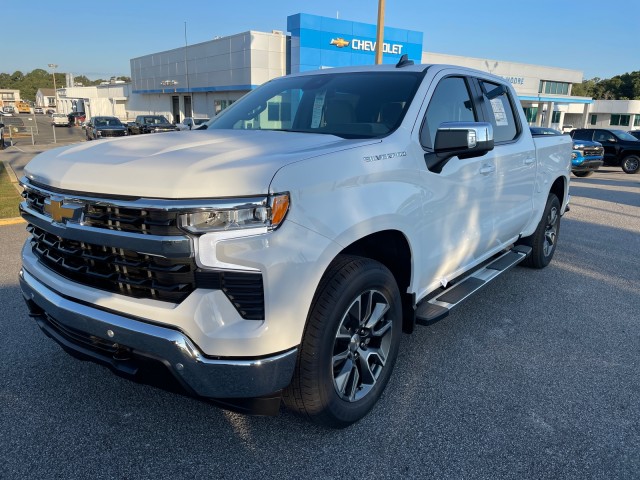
[518,194,561,269]
[621,155,640,174]
[283,255,402,428]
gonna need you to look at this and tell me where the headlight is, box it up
[178,193,289,234]
[96,130,102,137]
[571,152,577,159]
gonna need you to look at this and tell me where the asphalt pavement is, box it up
[0,168,638,479]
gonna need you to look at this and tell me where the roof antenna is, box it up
[396,54,414,68]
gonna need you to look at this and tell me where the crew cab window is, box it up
[479,79,518,143]
[572,129,593,141]
[594,130,616,142]
[420,76,476,149]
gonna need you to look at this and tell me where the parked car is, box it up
[176,117,210,131]
[68,112,86,126]
[629,130,640,140]
[46,109,56,115]
[85,116,128,140]
[34,107,44,115]
[0,121,4,149]
[3,106,15,114]
[571,140,604,177]
[129,115,178,134]
[52,113,70,126]
[530,127,602,177]
[570,128,640,174]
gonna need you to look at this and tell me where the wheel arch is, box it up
[339,230,415,334]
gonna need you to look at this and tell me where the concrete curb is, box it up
[0,217,25,226]
[0,153,23,195]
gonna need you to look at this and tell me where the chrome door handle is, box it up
[524,157,535,165]
[479,165,495,175]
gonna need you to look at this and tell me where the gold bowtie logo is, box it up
[43,197,82,223]
[330,38,350,48]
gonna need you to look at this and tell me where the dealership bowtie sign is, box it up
[330,37,404,55]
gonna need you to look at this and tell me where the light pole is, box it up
[48,63,58,111]
[374,0,386,64]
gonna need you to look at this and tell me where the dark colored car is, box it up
[570,128,640,174]
[629,130,640,140]
[85,116,128,140]
[68,111,86,126]
[129,115,178,134]
[530,127,603,176]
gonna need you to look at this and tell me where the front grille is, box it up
[28,224,196,303]
[100,130,126,137]
[22,182,266,318]
[583,147,604,157]
[22,188,182,236]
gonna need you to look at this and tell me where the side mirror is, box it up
[425,122,494,173]
[434,122,494,159]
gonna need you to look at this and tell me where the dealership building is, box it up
[55,13,640,131]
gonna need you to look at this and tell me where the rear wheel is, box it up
[621,155,640,174]
[518,194,561,269]
[283,255,402,428]
[572,171,593,177]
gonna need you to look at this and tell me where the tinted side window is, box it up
[479,80,518,143]
[572,129,593,141]
[594,130,615,142]
[420,76,476,149]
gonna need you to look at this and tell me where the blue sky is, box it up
[4,0,638,81]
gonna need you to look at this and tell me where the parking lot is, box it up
[0,162,638,478]
[1,112,86,148]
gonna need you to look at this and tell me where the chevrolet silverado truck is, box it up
[19,59,571,428]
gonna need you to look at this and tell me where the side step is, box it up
[415,245,532,326]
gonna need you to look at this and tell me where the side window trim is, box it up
[471,76,522,144]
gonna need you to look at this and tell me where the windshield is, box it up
[612,130,639,141]
[205,71,424,139]
[144,116,169,124]
[95,118,122,127]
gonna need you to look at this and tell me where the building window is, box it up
[523,107,538,123]
[590,114,597,125]
[634,116,640,127]
[610,114,630,126]
[543,81,570,95]
[552,111,561,123]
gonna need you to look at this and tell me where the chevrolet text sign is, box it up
[350,39,404,55]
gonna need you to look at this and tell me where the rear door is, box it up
[473,77,536,245]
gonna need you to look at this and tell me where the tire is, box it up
[621,155,640,174]
[572,171,593,177]
[518,194,561,269]
[283,255,402,428]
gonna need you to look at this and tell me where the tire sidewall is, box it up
[532,194,561,268]
[621,155,640,174]
[305,259,402,426]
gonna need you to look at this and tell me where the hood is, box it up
[24,129,377,198]
[572,140,602,148]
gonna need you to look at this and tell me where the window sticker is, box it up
[311,91,326,128]
[490,98,508,126]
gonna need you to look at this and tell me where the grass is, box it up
[0,162,22,219]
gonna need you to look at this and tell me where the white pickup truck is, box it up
[19,60,571,427]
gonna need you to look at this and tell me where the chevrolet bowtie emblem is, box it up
[43,197,83,223]
[330,38,350,48]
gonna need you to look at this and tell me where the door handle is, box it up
[479,164,495,175]
[524,157,535,165]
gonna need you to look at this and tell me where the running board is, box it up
[415,245,532,326]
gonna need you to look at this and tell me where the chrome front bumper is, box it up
[19,268,297,399]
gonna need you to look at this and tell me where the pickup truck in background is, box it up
[530,127,603,177]
[128,115,178,134]
[571,128,640,174]
[18,60,571,427]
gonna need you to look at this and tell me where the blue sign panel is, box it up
[287,13,423,73]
